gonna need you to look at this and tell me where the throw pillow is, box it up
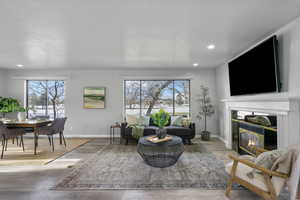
[182,118,191,128]
[126,114,139,125]
[138,116,150,126]
[247,149,286,178]
[171,116,183,126]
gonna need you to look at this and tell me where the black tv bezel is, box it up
[228,35,281,96]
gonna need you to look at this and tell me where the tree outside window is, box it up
[27,80,65,119]
[125,80,190,116]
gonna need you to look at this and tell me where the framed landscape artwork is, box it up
[83,87,106,109]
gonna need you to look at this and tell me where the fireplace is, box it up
[239,128,264,154]
[232,111,277,155]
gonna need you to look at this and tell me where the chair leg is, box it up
[59,132,62,145]
[48,136,52,146]
[21,136,25,152]
[5,139,8,151]
[225,178,233,197]
[225,160,238,197]
[51,135,54,152]
[61,132,67,147]
[1,136,5,159]
[12,137,14,144]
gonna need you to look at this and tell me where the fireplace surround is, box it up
[221,96,300,150]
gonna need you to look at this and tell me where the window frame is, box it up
[26,80,65,119]
[124,79,191,117]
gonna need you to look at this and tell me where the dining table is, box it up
[2,119,53,155]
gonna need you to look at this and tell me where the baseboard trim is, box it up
[23,134,111,139]
[64,135,111,138]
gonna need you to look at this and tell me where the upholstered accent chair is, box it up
[225,146,290,200]
[0,121,26,159]
[35,117,67,152]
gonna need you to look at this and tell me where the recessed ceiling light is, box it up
[207,44,215,50]
[16,64,24,68]
[193,63,199,67]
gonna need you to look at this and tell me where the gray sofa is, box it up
[121,120,195,145]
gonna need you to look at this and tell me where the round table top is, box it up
[138,135,182,147]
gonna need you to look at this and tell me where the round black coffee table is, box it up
[137,135,184,168]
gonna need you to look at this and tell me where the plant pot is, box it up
[201,131,210,141]
[17,112,26,121]
[156,128,167,139]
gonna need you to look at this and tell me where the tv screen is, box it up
[228,36,280,96]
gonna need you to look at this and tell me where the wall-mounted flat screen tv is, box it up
[228,36,280,96]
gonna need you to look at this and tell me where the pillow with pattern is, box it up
[247,149,286,178]
[126,114,139,126]
[138,116,150,126]
[171,116,183,127]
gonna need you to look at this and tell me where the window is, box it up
[26,80,65,119]
[124,80,190,116]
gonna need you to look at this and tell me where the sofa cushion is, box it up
[165,126,192,136]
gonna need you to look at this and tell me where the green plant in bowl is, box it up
[151,109,170,139]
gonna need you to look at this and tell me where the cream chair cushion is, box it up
[226,161,285,196]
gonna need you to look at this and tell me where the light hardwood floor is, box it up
[0,137,281,200]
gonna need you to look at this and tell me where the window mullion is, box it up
[45,81,48,117]
[140,81,142,117]
[173,80,175,116]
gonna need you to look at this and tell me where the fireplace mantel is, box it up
[221,97,300,149]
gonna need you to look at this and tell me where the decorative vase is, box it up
[17,112,26,121]
[201,131,210,141]
[156,128,167,139]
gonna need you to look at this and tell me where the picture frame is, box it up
[83,87,106,109]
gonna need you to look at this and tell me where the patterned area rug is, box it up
[53,141,241,190]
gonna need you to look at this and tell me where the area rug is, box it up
[0,138,91,167]
[53,141,241,190]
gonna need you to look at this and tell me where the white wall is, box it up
[216,17,300,139]
[0,69,7,96]
[6,68,218,137]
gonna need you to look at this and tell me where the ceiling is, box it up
[0,0,300,70]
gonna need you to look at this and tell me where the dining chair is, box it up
[35,117,67,152]
[0,121,26,159]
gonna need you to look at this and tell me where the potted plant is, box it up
[0,97,27,121]
[197,85,215,141]
[151,109,170,139]
[17,107,27,121]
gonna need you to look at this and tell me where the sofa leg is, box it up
[126,138,129,145]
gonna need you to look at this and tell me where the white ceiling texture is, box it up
[0,0,300,69]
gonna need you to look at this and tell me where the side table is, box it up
[110,123,121,144]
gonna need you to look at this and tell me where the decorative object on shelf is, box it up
[0,97,26,119]
[196,85,215,141]
[83,87,105,109]
[151,109,170,139]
